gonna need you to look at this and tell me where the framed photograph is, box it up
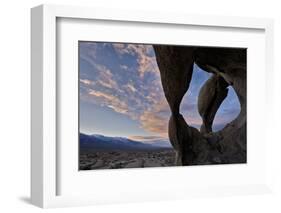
[31,4,274,208]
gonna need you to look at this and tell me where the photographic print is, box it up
[79,42,246,170]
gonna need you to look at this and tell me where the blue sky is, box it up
[79,42,240,141]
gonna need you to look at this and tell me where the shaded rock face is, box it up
[153,46,195,115]
[195,47,247,117]
[198,74,229,134]
[153,45,246,165]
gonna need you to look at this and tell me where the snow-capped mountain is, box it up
[80,133,172,151]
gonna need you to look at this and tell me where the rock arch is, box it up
[153,45,246,165]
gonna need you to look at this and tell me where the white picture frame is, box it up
[31,4,274,208]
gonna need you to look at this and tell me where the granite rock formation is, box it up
[153,45,246,165]
[198,74,229,134]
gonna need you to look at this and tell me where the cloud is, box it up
[80,42,98,59]
[181,102,197,112]
[80,52,120,91]
[113,44,159,77]
[220,107,240,115]
[180,100,203,127]
[80,79,92,85]
[138,98,170,137]
[185,116,202,127]
[120,64,129,70]
[125,83,137,93]
[112,43,126,51]
[88,90,129,114]
[128,135,167,141]
[97,68,119,90]
[80,42,170,137]
[139,111,168,137]
[151,99,170,114]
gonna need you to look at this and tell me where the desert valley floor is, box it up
[79,149,176,170]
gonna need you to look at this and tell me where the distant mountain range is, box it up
[80,133,172,151]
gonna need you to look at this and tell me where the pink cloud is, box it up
[88,90,129,114]
[112,44,159,77]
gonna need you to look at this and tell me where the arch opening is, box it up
[212,85,240,132]
[181,63,241,133]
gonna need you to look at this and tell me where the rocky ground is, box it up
[79,149,176,170]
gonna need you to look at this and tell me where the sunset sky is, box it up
[79,42,240,141]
